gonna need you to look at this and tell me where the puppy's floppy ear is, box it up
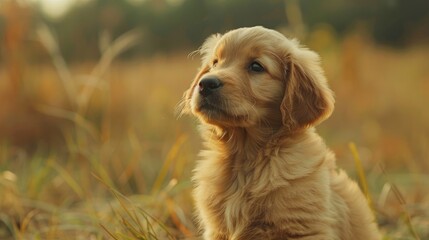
[177,34,222,116]
[280,46,334,131]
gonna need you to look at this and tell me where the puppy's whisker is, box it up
[174,100,186,118]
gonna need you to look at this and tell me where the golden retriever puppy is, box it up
[179,26,381,240]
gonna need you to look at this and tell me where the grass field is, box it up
[1,28,429,239]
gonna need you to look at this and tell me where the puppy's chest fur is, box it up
[193,132,328,237]
[194,149,268,233]
[192,128,348,240]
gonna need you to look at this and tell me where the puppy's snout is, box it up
[198,77,223,97]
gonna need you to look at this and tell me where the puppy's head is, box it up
[180,26,334,132]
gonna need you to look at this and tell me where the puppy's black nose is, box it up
[198,77,222,97]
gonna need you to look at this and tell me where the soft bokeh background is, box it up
[1,0,428,239]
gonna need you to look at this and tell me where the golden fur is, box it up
[179,26,381,240]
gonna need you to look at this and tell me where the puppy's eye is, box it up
[249,61,264,73]
[212,59,218,67]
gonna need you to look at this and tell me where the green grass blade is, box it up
[349,142,374,211]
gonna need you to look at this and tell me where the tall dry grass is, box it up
[1,12,200,238]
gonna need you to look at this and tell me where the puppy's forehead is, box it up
[216,27,285,58]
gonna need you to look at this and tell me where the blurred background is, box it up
[0,0,428,239]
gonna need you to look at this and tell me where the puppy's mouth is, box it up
[197,99,229,116]
[195,98,248,124]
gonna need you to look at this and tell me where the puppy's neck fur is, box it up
[200,122,305,171]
